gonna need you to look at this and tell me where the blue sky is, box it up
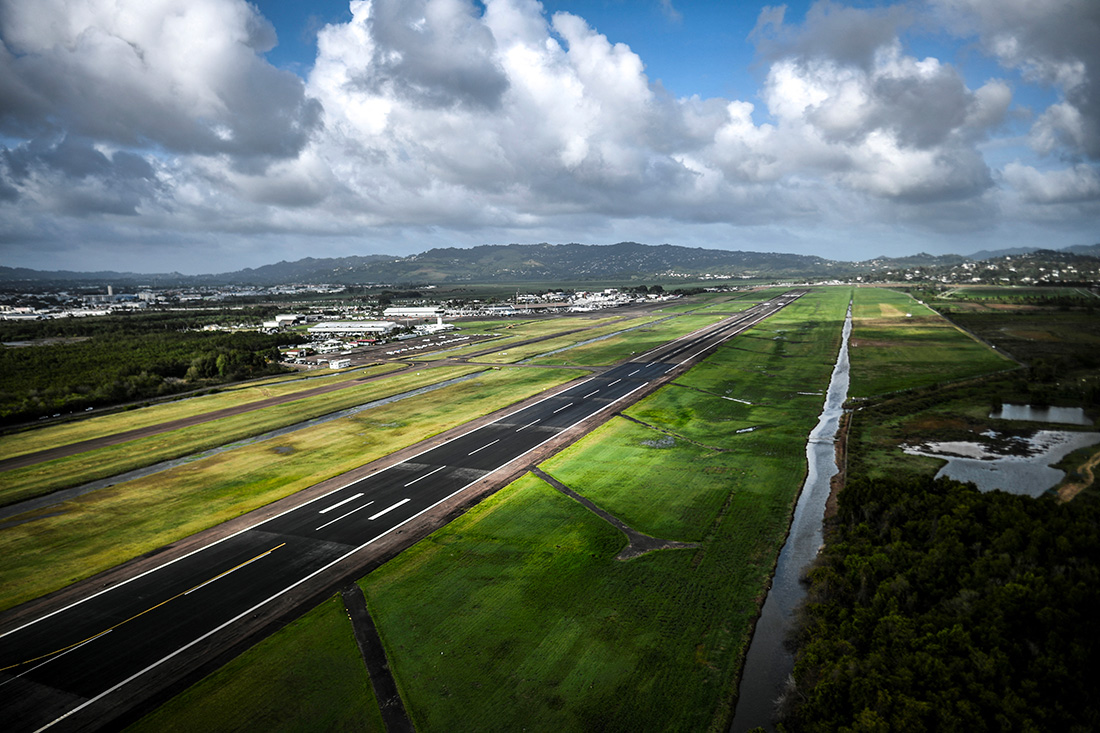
[1,0,1097,273]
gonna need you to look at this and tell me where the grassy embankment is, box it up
[0,366,580,611]
[356,287,852,731]
[125,594,385,733]
[0,363,405,460]
[0,365,486,507]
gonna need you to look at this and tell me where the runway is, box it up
[0,290,803,732]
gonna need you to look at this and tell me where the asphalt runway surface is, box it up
[0,291,803,732]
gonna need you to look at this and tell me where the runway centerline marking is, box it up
[185,545,283,596]
[318,492,364,514]
[404,465,447,487]
[369,498,410,520]
[516,419,540,432]
[468,439,500,456]
[609,379,621,385]
[583,389,600,399]
[628,370,639,376]
[316,501,375,531]
[552,402,574,414]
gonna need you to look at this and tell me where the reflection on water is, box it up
[730,304,852,733]
[990,403,1092,426]
[903,430,1100,497]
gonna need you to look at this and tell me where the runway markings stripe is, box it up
[552,402,574,414]
[318,492,364,514]
[316,501,375,531]
[369,498,410,520]
[468,439,500,456]
[609,378,621,385]
[516,419,540,432]
[404,465,447,487]
[583,389,600,398]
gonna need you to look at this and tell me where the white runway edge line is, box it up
[315,501,375,531]
[32,379,651,733]
[404,465,447,487]
[467,439,500,456]
[368,498,411,521]
[318,492,364,514]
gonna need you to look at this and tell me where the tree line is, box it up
[0,310,304,423]
[778,475,1098,732]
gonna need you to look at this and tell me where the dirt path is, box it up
[340,584,414,733]
[1058,447,1100,502]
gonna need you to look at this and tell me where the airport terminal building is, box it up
[307,321,399,337]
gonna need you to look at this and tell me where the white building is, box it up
[329,358,353,369]
[383,306,445,320]
[308,321,399,337]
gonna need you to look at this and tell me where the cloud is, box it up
[0,0,321,164]
[0,0,1097,272]
[932,0,1100,159]
[1003,162,1100,204]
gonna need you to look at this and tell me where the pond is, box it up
[989,403,1092,426]
[902,430,1100,497]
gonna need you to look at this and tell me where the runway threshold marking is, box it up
[468,439,501,456]
[369,498,410,520]
[552,402,574,414]
[318,492,365,514]
[316,501,375,530]
[404,465,447,487]
[516,419,540,432]
[0,543,286,674]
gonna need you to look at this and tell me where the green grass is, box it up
[0,367,581,611]
[528,314,725,367]
[469,315,665,364]
[359,286,853,731]
[848,287,1014,398]
[0,365,486,507]
[125,594,384,733]
[423,316,623,360]
[0,363,405,460]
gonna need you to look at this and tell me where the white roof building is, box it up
[308,321,399,337]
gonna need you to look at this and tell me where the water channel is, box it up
[730,302,853,733]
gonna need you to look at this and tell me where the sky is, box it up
[0,0,1098,275]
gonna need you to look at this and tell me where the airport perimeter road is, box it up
[0,291,804,732]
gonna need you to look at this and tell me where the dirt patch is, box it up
[1058,447,1100,502]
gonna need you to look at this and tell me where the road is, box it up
[0,291,803,732]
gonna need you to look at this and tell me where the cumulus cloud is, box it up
[0,0,321,162]
[933,0,1100,159]
[0,0,1097,271]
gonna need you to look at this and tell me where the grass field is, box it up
[469,315,665,364]
[0,365,487,507]
[0,366,580,611]
[358,287,852,731]
[847,287,1014,398]
[528,314,725,367]
[0,362,405,460]
[125,594,384,733]
[420,316,623,360]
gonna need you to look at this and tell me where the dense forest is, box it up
[0,310,305,424]
[779,475,1098,732]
